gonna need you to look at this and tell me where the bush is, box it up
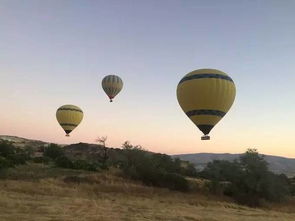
[0,156,11,170]
[33,156,51,164]
[0,141,30,168]
[160,172,189,191]
[290,183,295,196]
[8,153,28,165]
[119,143,189,191]
[55,156,74,168]
[54,156,97,171]
[44,144,64,160]
[0,141,15,158]
[73,160,97,171]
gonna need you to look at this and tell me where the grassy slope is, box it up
[0,164,294,221]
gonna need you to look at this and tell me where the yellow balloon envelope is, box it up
[102,75,123,102]
[176,69,236,140]
[56,105,83,136]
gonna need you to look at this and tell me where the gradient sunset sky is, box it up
[1,0,294,157]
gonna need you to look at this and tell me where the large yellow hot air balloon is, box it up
[177,69,236,140]
[102,75,123,102]
[56,105,83,137]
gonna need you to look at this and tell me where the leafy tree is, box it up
[119,141,189,191]
[122,141,134,150]
[200,160,242,182]
[201,148,291,206]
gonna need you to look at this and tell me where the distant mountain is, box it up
[173,153,295,177]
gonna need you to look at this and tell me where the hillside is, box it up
[0,163,294,221]
[0,135,49,149]
[174,153,295,177]
[1,135,294,177]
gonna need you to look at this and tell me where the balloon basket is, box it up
[201,135,210,140]
[65,134,70,137]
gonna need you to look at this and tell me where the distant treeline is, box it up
[0,140,294,207]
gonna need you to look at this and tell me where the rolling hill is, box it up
[1,135,294,177]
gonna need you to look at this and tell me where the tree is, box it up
[240,148,268,174]
[122,141,133,150]
[122,141,143,150]
[95,136,109,169]
[119,141,189,191]
[201,148,291,206]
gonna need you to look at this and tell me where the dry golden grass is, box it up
[0,164,294,221]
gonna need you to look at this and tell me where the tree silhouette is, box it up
[95,136,109,168]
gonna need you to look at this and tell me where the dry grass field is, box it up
[0,164,294,221]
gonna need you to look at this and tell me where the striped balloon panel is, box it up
[102,75,123,98]
[177,69,236,135]
[56,105,83,135]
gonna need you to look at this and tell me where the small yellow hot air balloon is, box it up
[177,69,236,140]
[102,75,123,102]
[56,105,83,137]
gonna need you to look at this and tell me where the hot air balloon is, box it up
[176,69,236,140]
[56,105,83,137]
[101,75,123,102]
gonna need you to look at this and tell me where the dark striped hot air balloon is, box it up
[176,69,236,140]
[101,75,123,102]
[56,105,83,137]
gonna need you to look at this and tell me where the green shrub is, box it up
[160,172,189,191]
[120,143,189,191]
[0,141,15,158]
[8,153,28,165]
[0,156,11,170]
[44,144,64,160]
[73,160,97,171]
[32,156,51,164]
[290,183,295,196]
[0,141,30,168]
[55,156,74,169]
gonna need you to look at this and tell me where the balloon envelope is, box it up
[101,75,123,102]
[176,69,236,139]
[56,105,83,136]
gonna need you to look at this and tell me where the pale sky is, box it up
[1,0,295,157]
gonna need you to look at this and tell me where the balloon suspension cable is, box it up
[65,134,70,137]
